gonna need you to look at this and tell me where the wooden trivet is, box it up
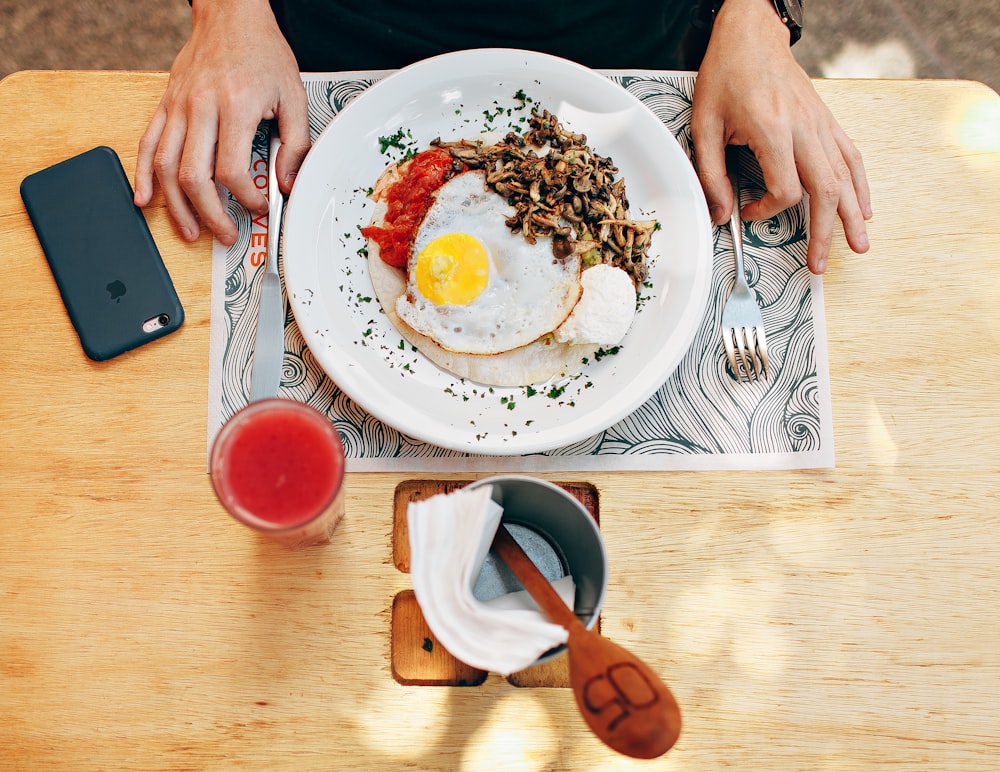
[390,479,600,688]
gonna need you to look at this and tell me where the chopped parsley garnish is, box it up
[378,128,407,153]
[378,127,417,159]
[513,88,532,108]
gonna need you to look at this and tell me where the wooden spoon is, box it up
[491,525,682,759]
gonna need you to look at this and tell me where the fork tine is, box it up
[756,326,770,379]
[735,326,752,381]
[723,328,740,378]
[745,326,762,380]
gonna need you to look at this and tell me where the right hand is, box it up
[134,0,311,246]
[691,0,872,274]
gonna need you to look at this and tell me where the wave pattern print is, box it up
[212,73,831,469]
[304,77,383,142]
[218,124,270,423]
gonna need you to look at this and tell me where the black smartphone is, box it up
[20,145,184,361]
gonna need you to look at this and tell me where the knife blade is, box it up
[249,129,285,402]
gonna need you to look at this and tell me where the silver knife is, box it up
[249,129,285,401]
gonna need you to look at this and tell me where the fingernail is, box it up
[709,204,724,224]
[814,257,827,274]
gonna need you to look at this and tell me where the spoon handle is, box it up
[492,522,682,759]
[491,524,583,631]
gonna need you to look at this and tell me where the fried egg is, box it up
[396,171,582,355]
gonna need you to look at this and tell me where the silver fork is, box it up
[720,148,769,382]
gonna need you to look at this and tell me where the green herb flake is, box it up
[378,128,407,154]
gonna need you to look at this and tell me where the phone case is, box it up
[20,146,184,361]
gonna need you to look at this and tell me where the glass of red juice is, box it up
[210,399,345,548]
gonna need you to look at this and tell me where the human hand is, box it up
[692,0,872,274]
[134,0,310,246]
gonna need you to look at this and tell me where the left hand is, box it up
[692,0,873,274]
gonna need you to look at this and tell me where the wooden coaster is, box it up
[392,479,472,573]
[390,479,600,688]
[392,479,600,573]
[390,590,488,686]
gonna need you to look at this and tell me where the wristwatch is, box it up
[771,0,804,46]
[696,0,804,46]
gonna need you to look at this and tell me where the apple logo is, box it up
[106,279,127,303]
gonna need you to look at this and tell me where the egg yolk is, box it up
[414,232,490,306]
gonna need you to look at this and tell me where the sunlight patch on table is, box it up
[728,580,792,680]
[358,681,450,758]
[459,695,558,771]
[668,567,790,681]
[866,399,899,466]
[765,518,848,570]
[954,94,1000,154]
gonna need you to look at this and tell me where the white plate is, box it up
[283,49,712,455]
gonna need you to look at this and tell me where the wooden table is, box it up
[1,70,998,770]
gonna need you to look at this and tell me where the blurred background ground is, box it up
[1,0,998,91]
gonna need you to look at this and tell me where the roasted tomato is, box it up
[362,147,458,269]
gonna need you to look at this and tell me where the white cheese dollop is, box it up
[555,263,637,346]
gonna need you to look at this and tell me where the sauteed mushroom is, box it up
[431,108,658,287]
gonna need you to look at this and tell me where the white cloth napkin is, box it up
[408,484,573,675]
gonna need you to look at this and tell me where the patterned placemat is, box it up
[207,71,833,471]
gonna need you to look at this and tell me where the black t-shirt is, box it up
[270,1,712,72]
